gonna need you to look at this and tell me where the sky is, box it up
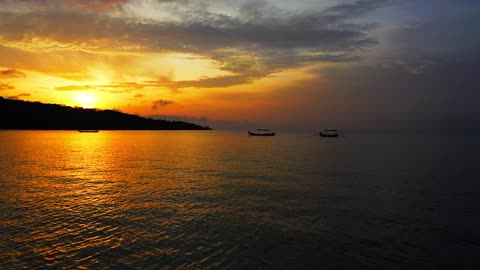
[0,0,479,131]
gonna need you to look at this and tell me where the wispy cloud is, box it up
[7,93,30,100]
[152,99,174,110]
[0,69,26,78]
[55,82,144,92]
[55,85,93,91]
[0,83,15,90]
[146,75,254,90]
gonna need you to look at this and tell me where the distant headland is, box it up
[0,96,211,130]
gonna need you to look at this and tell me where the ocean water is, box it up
[0,130,479,269]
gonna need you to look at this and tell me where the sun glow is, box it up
[73,92,98,108]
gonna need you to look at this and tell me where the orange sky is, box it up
[1,0,478,131]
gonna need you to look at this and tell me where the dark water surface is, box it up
[1,131,479,269]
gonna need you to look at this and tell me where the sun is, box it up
[73,92,98,109]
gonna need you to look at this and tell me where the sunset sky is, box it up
[0,0,479,130]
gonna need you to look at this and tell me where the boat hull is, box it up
[319,132,338,137]
[248,131,276,136]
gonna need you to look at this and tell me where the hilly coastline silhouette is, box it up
[0,97,210,130]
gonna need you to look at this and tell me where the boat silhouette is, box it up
[248,129,276,136]
[318,130,340,137]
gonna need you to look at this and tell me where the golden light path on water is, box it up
[1,131,288,268]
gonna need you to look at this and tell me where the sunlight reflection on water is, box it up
[0,131,479,269]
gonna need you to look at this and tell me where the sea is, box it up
[0,130,479,269]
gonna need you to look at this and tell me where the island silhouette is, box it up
[0,97,210,130]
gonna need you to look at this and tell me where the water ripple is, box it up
[1,131,480,269]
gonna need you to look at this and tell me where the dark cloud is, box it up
[133,93,144,98]
[258,1,478,131]
[7,93,31,100]
[64,0,129,11]
[0,83,15,90]
[152,99,174,110]
[0,69,26,78]
[324,0,387,18]
[305,53,364,63]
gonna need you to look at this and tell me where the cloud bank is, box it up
[0,0,384,86]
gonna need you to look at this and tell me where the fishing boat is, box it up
[318,129,339,137]
[248,129,276,136]
[78,130,99,133]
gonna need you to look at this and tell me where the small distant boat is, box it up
[318,129,340,137]
[248,129,276,136]
[78,130,99,133]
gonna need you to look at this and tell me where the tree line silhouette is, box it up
[0,97,211,130]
